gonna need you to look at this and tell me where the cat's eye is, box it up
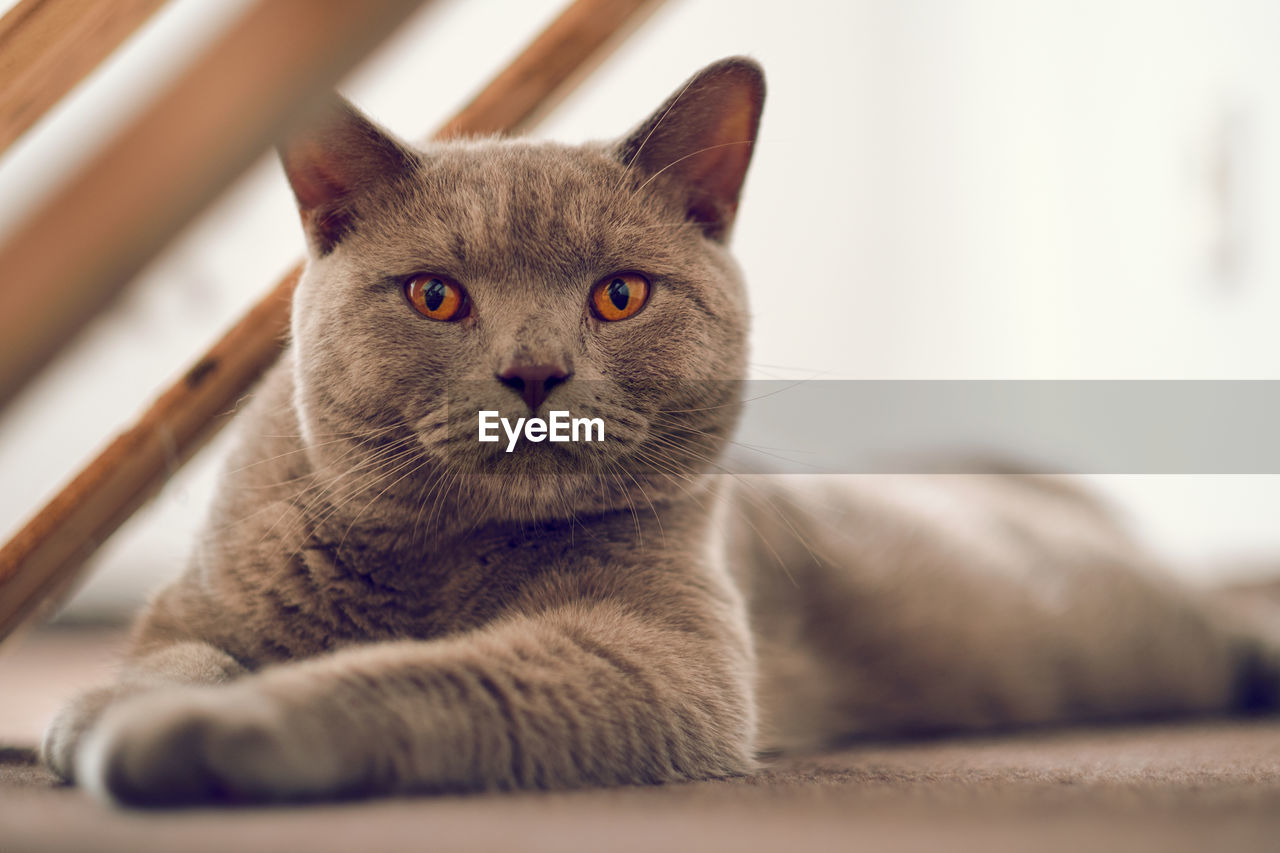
[590,272,650,321]
[405,274,468,321]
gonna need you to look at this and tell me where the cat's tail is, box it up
[1214,576,1280,712]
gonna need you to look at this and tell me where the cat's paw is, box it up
[41,686,120,782]
[76,686,343,806]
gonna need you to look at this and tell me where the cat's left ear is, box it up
[616,57,765,242]
[278,96,419,256]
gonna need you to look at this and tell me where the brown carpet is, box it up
[4,627,1279,852]
[3,719,1279,853]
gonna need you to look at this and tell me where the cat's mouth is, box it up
[458,432,633,476]
[405,402,724,517]
[413,395,653,474]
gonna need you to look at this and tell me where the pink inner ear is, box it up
[283,139,351,212]
[685,92,758,205]
[626,62,764,243]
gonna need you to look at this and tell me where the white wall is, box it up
[0,0,1278,618]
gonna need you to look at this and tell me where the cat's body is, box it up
[734,474,1260,751]
[42,58,1278,805]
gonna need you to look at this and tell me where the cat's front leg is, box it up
[81,605,756,806]
[77,679,341,805]
[42,641,246,782]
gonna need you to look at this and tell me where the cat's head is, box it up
[278,58,764,521]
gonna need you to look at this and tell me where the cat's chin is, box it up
[438,454,676,523]
[451,471,623,522]
[448,437,632,476]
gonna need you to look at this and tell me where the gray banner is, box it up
[444,380,1280,474]
[726,380,1280,474]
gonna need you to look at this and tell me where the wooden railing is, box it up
[0,0,664,641]
[0,0,167,154]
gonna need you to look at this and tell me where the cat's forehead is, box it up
[360,140,691,283]
[420,139,623,199]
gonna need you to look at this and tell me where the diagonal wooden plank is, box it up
[0,0,168,155]
[0,0,435,413]
[437,0,664,139]
[0,0,667,641]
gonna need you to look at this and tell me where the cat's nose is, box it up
[496,363,571,412]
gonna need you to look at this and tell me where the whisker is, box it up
[270,436,422,548]
[626,444,799,585]
[213,433,419,538]
[654,376,819,416]
[333,450,432,559]
[229,422,405,474]
[613,71,701,193]
[649,416,828,470]
[633,141,754,197]
[636,433,820,580]
[613,458,666,549]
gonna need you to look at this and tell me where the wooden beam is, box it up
[0,269,300,640]
[0,0,434,413]
[0,0,168,155]
[0,0,666,639]
[437,0,664,139]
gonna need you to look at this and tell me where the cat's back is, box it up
[725,472,1141,605]
[724,474,1241,749]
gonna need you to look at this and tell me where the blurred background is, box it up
[0,0,1278,622]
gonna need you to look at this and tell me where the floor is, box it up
[3,627,1279,852]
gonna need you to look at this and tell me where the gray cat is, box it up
[42,58,1279,805]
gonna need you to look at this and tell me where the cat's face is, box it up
[280,59,764,520]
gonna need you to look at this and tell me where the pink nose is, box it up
[496,363,570,412]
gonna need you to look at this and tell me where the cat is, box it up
[41,57,1279,806]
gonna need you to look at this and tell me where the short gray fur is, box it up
[41,58,1279,806]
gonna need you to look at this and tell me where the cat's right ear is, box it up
[277,96,418,256]
[616,57,765,243]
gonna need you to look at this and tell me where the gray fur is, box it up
[42,58,1277,806]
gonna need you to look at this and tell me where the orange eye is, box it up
[405,274,467,321]
[591,272,650,321]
